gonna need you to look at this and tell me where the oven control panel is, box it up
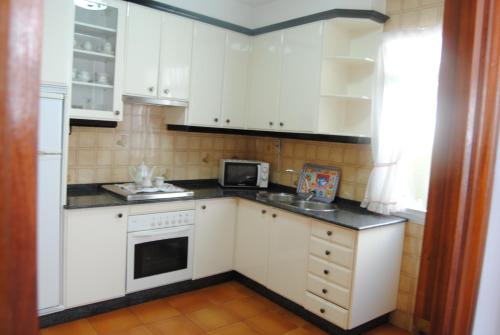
[128,210,195,232]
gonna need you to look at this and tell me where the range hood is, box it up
[122,95,188,108]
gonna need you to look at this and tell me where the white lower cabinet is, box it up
[64,207,127,308]
[193,198,237,279]
[234,200,309,305]
[267,208,310,306]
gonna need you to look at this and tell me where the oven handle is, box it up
[131,226,192,239]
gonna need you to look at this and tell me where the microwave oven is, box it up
[218,159,270,188]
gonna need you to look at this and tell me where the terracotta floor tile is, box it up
[207,322,262,335]
[40,319,97,335]
[164,291,214,314]
[87,308,142,334]
[268,309,309,327]
[105,325,154,335]
[222,295,278,319]
[199,282,255,304]
[283,324,328,335]
[363,325,410,335]
[129,299,181,323]
[245,313,298,335]
[146,315,204,335]
[187,305,241,331]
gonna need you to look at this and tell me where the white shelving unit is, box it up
[70,0,125,121]
[318,18,383,137]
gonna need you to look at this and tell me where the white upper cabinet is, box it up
[188,22,227,126]
[124,4,162,98]
[221,32,250,129]
[247,31,283,131]
[41,0,74,86]
[70,0,126,121]
[278,22,323,133]
[159,14,194,100]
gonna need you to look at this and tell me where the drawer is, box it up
[309,236,354,269]
[311,221,355,248]
[308,255,352,289]
[304,291,349,329]
[307,274,350,309]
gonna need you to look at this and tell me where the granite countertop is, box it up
[65,180,406,230]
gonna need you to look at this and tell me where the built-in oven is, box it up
[126,210,195,293]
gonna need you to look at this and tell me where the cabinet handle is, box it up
[261,209,267,214]
[272,213,277,218]
[163,88,170,94]
[114,110,120,116]
[322,288,328,294]
[148,86,155,93]
[325,250,331,256]
[327,231,332,236]
[279,122,284,127]
[320,308,325,314]
[201,205,206,210]
[226,119,230,124]
[323,269,329,275]
[269,121,273,126]
[214,117,219,123]
[117,213,123,218]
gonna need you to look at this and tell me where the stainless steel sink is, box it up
[257,192,300,203]
[290,200,338,212]
[257,192,337,212]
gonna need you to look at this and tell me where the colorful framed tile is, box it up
[297,163,341,203]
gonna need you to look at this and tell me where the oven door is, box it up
[223,162,259,187]
[127,225,194,293]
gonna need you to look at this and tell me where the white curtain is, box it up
[361,27,442,215]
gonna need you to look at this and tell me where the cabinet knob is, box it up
[269,121,273,126]
[117,213,123,218]
[320,308,325,314]
[201,205,206,210]
[114,110,120,116]
[323,269,329,275]
[322,288,328,294]
[279,122,284,127]
[226,119,230,123]
[272,213,277,218]
[327,231,332,236]
[325,250,331,256]
[261,209,267,214]
[148,86,155,93]
[214,117,219,123]
[163,88,170,94]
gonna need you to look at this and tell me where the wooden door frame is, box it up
[415,0,500,334]
[0,0,42,334]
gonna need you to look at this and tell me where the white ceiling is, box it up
[231,0,277,8]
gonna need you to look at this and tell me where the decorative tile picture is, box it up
[297,163,341,203]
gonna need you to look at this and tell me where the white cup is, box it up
[82,40,93,51]
[154,176,165,188]
[95,72,108,84]
[102,42,113,54]
[77,70,90,82]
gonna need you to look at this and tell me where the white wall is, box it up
[152,0,386,29]
[472,135,500,335]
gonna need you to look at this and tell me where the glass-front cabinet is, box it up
[70,0,126,121]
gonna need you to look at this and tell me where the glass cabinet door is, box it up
[71,0,125,121]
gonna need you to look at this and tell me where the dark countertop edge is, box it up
[65,181,407,230]
[128,1,389,36]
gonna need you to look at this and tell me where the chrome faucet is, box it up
[284,169,316,201]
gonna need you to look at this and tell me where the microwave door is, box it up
[225,163,258,186]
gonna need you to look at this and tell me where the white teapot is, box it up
[129,162,155,187]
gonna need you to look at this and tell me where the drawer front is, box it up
[308,255,352,289]
[304,291,349,329]
[311,221,355,248]
[309,237,354,269]
[307,274,350,309]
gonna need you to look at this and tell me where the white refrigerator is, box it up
[37,90,65,314]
